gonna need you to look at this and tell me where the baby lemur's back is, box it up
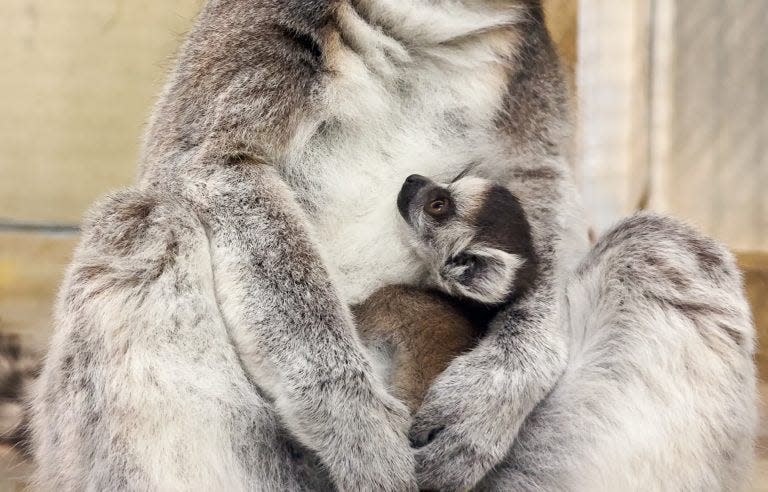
[353,287,485,412]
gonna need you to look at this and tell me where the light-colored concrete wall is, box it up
[577,0,768,252]
[576,0,651,231]
[0,0,204,226]
[656,0,768,251]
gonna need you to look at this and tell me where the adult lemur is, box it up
[360,174,758,490]
[29,0,756,490]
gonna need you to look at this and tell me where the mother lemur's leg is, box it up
[182,156,415,491]
[30,187,328,490]
[477,213,757,491]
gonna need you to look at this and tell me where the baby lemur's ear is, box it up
[439,246,523,304]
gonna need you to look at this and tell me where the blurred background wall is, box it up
[0,0,765,487]
[0,0,204,348]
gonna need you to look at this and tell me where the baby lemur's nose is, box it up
[397,174,430,224]
[405,174,428,185]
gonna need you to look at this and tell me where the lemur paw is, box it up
[337,392,418,491]
[409,353,517,491]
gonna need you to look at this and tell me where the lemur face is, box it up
[398,173,537,304]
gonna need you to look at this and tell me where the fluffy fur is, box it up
[477,213,757,491]
[31,164,413,490]
[352,285,484,413]
[28,0,756,490]
[33,1,577,489]
[394,168,582,489]
[398,174,538,304]
[379,173,760,490]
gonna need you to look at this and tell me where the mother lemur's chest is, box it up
[282,58,510,303]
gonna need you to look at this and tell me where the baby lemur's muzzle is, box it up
[397,174,430,224]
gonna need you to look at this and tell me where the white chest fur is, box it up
[281,1,520,303]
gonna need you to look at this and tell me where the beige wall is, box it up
[577,0,768,252]
[0,0,204,225]
[655,0,768,251]
[0,0,203,347]
[576,0,652,231]
[544,0,578,73]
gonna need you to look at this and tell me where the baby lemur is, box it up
[354,173,537,412]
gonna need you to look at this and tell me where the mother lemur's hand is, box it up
[409,303,567,491]
[409,346,519,490]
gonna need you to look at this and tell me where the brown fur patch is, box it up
[352,286,483,412]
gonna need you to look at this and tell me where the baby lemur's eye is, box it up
[424,191,452,219]
[430,200,445,212]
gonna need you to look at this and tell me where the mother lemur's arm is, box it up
[182,158,414,490]
[409,163,578,490]
[140,1,415,489]
[408,6,588,486]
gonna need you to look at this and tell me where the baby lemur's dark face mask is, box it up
[397,173,537,304]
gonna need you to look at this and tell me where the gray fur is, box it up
[34,1,575,489]
[31,163,412,490]
[477,213,757,491]
[28,0,756,490]
[399,173,757,490]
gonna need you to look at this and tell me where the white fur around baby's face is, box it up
[396,174,536,304]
